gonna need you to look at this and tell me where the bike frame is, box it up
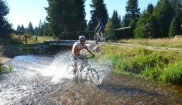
[67,56,100,85]
[67,56,93,74]
[94,28,107,42]
[79,58,91,72]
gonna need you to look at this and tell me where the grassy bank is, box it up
[119,36,182,48]
[0,63,13,74]
[99,44,182,84]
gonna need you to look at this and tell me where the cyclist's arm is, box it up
[96,24,100,29]
[84,45,94,56]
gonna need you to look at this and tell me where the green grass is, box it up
[119,37,182,48]
[1,34,55,45]
[160,63,182,83]
[99,44,182,84]
[0,63,13,74]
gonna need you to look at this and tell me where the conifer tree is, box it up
[125,0,140,38]
[110,10,121,39]
[28,22,34,35]
[125,0,140,22]
[147,3,154,14]
[17,25,21,32]
[169,17,178,37]
[134,4,155,38]
[45,0,86,39]
[21,24,25,32]
[0,0,12,38]
[88,0,108,31]
[169,0,182,36]
[152,0,174,37]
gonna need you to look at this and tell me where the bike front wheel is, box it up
[67,65,74,75]
[87,68,100,85]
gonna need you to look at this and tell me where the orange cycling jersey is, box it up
[72,42,87,56]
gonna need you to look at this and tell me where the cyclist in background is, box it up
[70,36,95,75]
[95,18,105,43]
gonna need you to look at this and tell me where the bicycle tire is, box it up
[87,68,100,85]
[67,65,74,75]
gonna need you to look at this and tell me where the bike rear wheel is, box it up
[87,68,100,85]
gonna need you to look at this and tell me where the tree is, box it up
[169,17,178,37]
[152,0,174,37]
[37,19,43,36]
[28,22,34,35]
[111,10,121,29]
[110,10,121,39]
[134,4,155,38]
[74,0,87,31]
[45,0,86,39]
[0,0,12,38]
[125,0,140,38]
[16,25,21,31]
[125,0,140,22]
[43,21,49,36]
[168,0,182,37]
[20,24,25,32]
[34,27,39,36]
[174,0,182,34]
[147,3,154,14]
[88,0,108,31]
[105,21,115,40]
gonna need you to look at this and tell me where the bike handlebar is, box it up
[86,55,95,59]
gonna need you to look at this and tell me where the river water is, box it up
[0,52,182,105]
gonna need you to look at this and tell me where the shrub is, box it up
[100,44,182,84]
[160,63,182,83]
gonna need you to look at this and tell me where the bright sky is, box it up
[6,0,158,29]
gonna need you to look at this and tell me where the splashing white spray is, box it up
[40,52,75,83]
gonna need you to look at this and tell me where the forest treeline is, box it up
[0,0,182,40]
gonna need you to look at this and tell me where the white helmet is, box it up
[79,36,86,40]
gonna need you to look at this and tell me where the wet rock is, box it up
[93,44,104,52]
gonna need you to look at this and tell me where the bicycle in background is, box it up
[94,28,107,44]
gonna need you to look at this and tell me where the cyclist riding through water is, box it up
[95,18,105,43]
[70,36,95,75]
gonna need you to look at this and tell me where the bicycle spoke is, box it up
[88,68,100,85]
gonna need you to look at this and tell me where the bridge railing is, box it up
[44,40,95,47]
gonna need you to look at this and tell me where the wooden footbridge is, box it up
[44,40,95,47]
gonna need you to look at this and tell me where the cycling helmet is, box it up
[79,35,86,40]
[97,18,100,21]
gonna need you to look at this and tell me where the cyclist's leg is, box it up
[98,28,102,41]
[78,54,86,71]
[102,29,105,36]
[70,54,77,75]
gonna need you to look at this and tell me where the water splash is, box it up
[0,52,111,104]
[39,52,75,83]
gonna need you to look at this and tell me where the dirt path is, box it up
[108,42,182,52]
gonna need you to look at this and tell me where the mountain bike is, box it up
[67,55,100,85]
[94,28,107,44]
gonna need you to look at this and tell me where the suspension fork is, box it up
[80,59,87,72]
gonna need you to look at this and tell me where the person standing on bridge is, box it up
[70,36,95,75]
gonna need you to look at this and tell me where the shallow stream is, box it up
[0,52,182,105]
